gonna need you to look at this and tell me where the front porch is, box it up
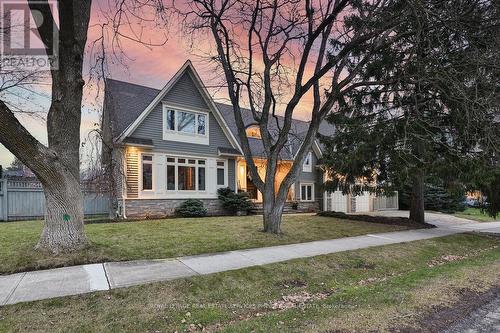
[236,158,296,203]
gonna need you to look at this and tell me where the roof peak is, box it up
[105,77,161,91]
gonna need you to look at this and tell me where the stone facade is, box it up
[293,201,320,213]
[125,198,226,219]
[251,200,320,214]
[124,198,320,219]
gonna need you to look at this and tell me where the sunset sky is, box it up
[0,0,317,168]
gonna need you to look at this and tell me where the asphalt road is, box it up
[444,295,500,333]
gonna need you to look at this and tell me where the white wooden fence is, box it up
[324,191,399,213]
[0,179,110,221]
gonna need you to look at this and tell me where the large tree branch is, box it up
[207,6,265,191]
[0,100,69,184]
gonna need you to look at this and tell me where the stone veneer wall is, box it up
[295,201,320,212]
[125,199,319,219]
[125,199,225,219]
[251,200,320,214]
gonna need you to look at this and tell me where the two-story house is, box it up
[102,60,397,218]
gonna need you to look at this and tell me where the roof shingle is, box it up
[104,78,335,158]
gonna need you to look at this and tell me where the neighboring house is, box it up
[102,60,396,219]
[2,165,36,180]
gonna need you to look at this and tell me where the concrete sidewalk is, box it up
[0,228,456,306]
[1,220,499,306]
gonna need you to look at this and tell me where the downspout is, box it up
[121,147,127,219]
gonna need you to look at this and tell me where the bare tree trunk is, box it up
[0,1,92,253]
[262,185,287,234]
[36,176,86,253]
[409,171,425,223]
[262,201,285,234]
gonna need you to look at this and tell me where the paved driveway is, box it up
[444,294,500,333]
[370,210,500,234]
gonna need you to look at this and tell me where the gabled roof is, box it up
[104,62,335,160]
[110,60,241,151]
[104,79,159,139]
[216,103,334,159]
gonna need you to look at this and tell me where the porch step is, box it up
[250,202,318,215]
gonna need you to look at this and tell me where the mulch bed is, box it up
[317,211,436,229]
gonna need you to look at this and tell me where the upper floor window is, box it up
[246,125,261,139]
[303,152,312,172]
[163,105,209,144]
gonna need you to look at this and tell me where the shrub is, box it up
[399,183,466,213]
[218,187,253,214]
[318,211,435,228]
[175,199,207,217]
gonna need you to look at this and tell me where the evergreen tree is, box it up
[321,0,499,222]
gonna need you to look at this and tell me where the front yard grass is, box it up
[1,233,499,332]
[0,214,410,274]
[454,207,498,222]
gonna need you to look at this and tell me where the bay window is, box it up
[166,164,175,190]
[166,157,206,191]
[198,160,206,190]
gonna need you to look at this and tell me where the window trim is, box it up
[162,104,209,145]
[139,153,154,192]
[299,182,314,202]
[165,156,207,192]
[216,159,228,187]
[302,152,312,172]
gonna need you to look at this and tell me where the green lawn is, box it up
[1,234,499,332]
[454,207,498,222]
[0,214,410,274]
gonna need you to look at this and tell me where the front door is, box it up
[246,173,259,200]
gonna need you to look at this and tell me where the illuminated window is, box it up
[246,126,261,139]
[165,157,206,191]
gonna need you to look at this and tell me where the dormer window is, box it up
[163,104,209,144]
[246,125,261,139]
[303,152,312,172]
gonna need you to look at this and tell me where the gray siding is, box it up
[130,73,235,156]
[126,148,139,198]
[228,158,236,191]
[164,71,209,110]
[295,151,320,200]
[298,152,318,182]
[315,168,324,208]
